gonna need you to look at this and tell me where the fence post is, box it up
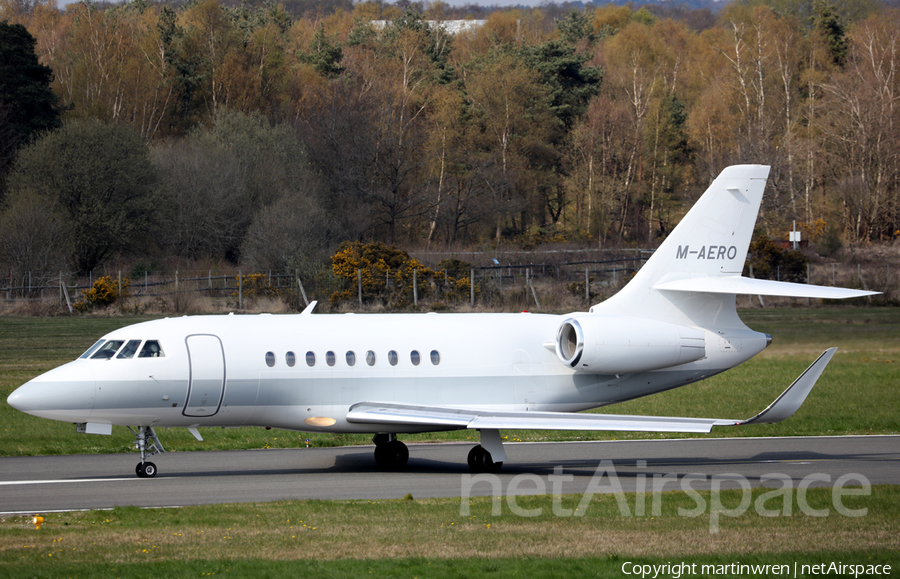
[470,268,475,306]
[858,264,871,303]
[413,268,418,306]
[358,269,362,307]
[118,271,123,313]
[60,272,72,313]
[296,271,309,308]
[585,267,590,304]
[806,263,811,305]
[238,270,243,310]
[527,275,541,310]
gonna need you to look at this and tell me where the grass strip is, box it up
[1,487,898,575]
[0,553,897,579]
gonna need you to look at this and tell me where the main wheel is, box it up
[374,440,409,470]
[467,446,502,474]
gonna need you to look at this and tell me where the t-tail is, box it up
[593,164,877,329]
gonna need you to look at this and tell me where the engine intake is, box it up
[556,316,706,374]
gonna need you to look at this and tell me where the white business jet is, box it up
[8,165,877,478]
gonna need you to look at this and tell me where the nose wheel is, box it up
[136,461,157,478]
[128,425,165,478]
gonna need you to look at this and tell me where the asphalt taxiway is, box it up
[1,435,897,514]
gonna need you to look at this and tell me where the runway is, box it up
[1,435,898,514]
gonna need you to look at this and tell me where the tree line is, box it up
[1,0,899,287]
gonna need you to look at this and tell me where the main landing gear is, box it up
[373,433,409,469]
[128,425,165,478]
[467,445,502,474]
[468,429,506,474]
[372,429,508,474]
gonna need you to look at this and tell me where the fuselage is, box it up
[7,311,769,434]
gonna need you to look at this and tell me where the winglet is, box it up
[732,348,838,425]
[300,300,317,315]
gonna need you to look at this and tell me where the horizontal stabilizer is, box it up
[347,349,837,433]
[654,276,879,299]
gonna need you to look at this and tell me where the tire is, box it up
[136,462,157,478]
[467,446,486,473]
[467,445,503,474]
[374,440,409,469]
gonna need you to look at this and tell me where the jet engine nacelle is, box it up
[555,316,706,374]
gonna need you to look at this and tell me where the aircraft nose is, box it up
[7,362,95,422]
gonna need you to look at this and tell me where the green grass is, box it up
[1,307,899,456]
[1,487,898,576]
[0,553,896,579]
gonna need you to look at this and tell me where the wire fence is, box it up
[2,254,896,312]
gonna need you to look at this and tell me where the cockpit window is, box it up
[91,340,124,359]
[138,340,164,358]
[116,340,142,359]
[79,339,105,359]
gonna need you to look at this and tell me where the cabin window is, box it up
[366,351,376,366]
[326,351,336,367]
[91,340,123,359]
[80,339,105,359]
[388,350,398,366]
[286,351,296,367]
[410,350,421,366]
[346,351,356,366]
[306,351,316,367]
[430,350,441,365]
[265,352,276,367]
[116,340,142,359]
[138,340,164,358]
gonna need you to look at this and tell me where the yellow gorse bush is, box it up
[75,275,131,311]
[330,242,477,308]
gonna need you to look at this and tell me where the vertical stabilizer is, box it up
[593,165,770,327]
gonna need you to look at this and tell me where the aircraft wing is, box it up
[654,276,878,299]
[346,348,837,433]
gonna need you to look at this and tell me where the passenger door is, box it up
[183,334,226,417]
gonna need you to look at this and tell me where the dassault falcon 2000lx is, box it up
[8,165,878,478]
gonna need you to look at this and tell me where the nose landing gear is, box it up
[128,425,165,478]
